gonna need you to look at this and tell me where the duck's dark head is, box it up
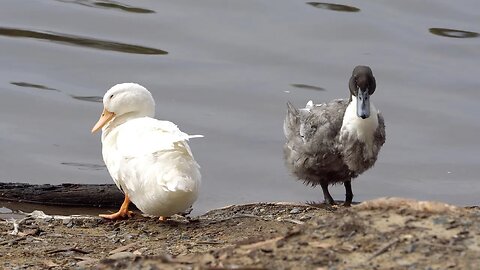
[349,66,376,119]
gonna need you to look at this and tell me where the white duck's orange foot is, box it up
[99,210,134,220]
[100,195,133,220]
[158,216,169,221]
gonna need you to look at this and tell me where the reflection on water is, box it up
[71,95,103,103]
[61,162,106,170]
[429,28,480,39]
[11,82,59,92]
[291,84,326,91]
[307,2,360,12]
[57,0,155,14]
[0,27,167,55]
[0,207,11,214]
[0,206,24,220]
[12,82,104,103]
[0,201,114,218]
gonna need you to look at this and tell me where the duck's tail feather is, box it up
[284,102,300,138]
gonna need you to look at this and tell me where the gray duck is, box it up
[283,66,386,206]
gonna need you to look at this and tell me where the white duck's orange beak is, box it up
[91,108,115,133]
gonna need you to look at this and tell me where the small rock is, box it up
[133,247,148,256]
[299,215,311,221]
[260,247,273,253]
[62,218,71,226]
[108,251,135,260]
[76,260,97,268]
[123,234,134,240]
[290,208,301,214]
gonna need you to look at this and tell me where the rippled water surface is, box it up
[1,0,479,214]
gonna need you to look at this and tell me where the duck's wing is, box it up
[374,112,386,147]
[284,100,349,181]
[107,117,202,193]
[115,117,202,158]
[283,102,301,140]
[285,99,348,148]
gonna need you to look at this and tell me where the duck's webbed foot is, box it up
[99,194,134,220]
[99,210,134,220]
[159,216,170,222]
[343,180,353,207]
[320,182,336,205]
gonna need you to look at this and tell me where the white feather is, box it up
[340,96,379,157]
[305,100,314,110]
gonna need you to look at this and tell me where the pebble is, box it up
[108,251,135,260]
[62,218,73,228]
[406,244,417,253]
[133,247,148,256]
[76,260,97,268]
[299,215,311,221]
[290,208,301,214]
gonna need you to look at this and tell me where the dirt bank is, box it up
[1,198,479,269]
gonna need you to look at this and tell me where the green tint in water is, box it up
[11,82,105,103]
[60,162,106,170]
[429,28,479,38]
[11,82,59,92]
[0,27,167,55]
[307,2,360,12]
[71,96,103,103]
[291,84,326,91]
[94,2,155,13]
[57,0,155,14]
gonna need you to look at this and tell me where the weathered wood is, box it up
[0,182,125,208]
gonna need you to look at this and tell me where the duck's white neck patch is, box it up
[340,95,379,148]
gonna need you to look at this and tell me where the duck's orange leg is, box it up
[99,195,134,220]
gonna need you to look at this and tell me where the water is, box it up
[1,0,479,215]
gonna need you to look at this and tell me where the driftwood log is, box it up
[0,183,125,208]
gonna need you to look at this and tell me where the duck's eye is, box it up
[109,94,114,99]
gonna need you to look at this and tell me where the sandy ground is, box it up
[0,198,479,270]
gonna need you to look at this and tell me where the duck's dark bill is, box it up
[356,89,370,119]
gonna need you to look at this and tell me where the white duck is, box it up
[91,83,202,220]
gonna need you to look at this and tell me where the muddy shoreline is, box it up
[1,198,479,269]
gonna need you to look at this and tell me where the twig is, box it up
[0,236,26,245]
[7,217,31,235]
[30,236,48,243]
[207,214,308,225]
[109,242,139,254]
[367,238,400,261]
[206,213,268,223]
[10,219,20,235]
[205,267,268,270]
[279,218,305,225]
[195,240,225,245]
[46,247,90,255]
